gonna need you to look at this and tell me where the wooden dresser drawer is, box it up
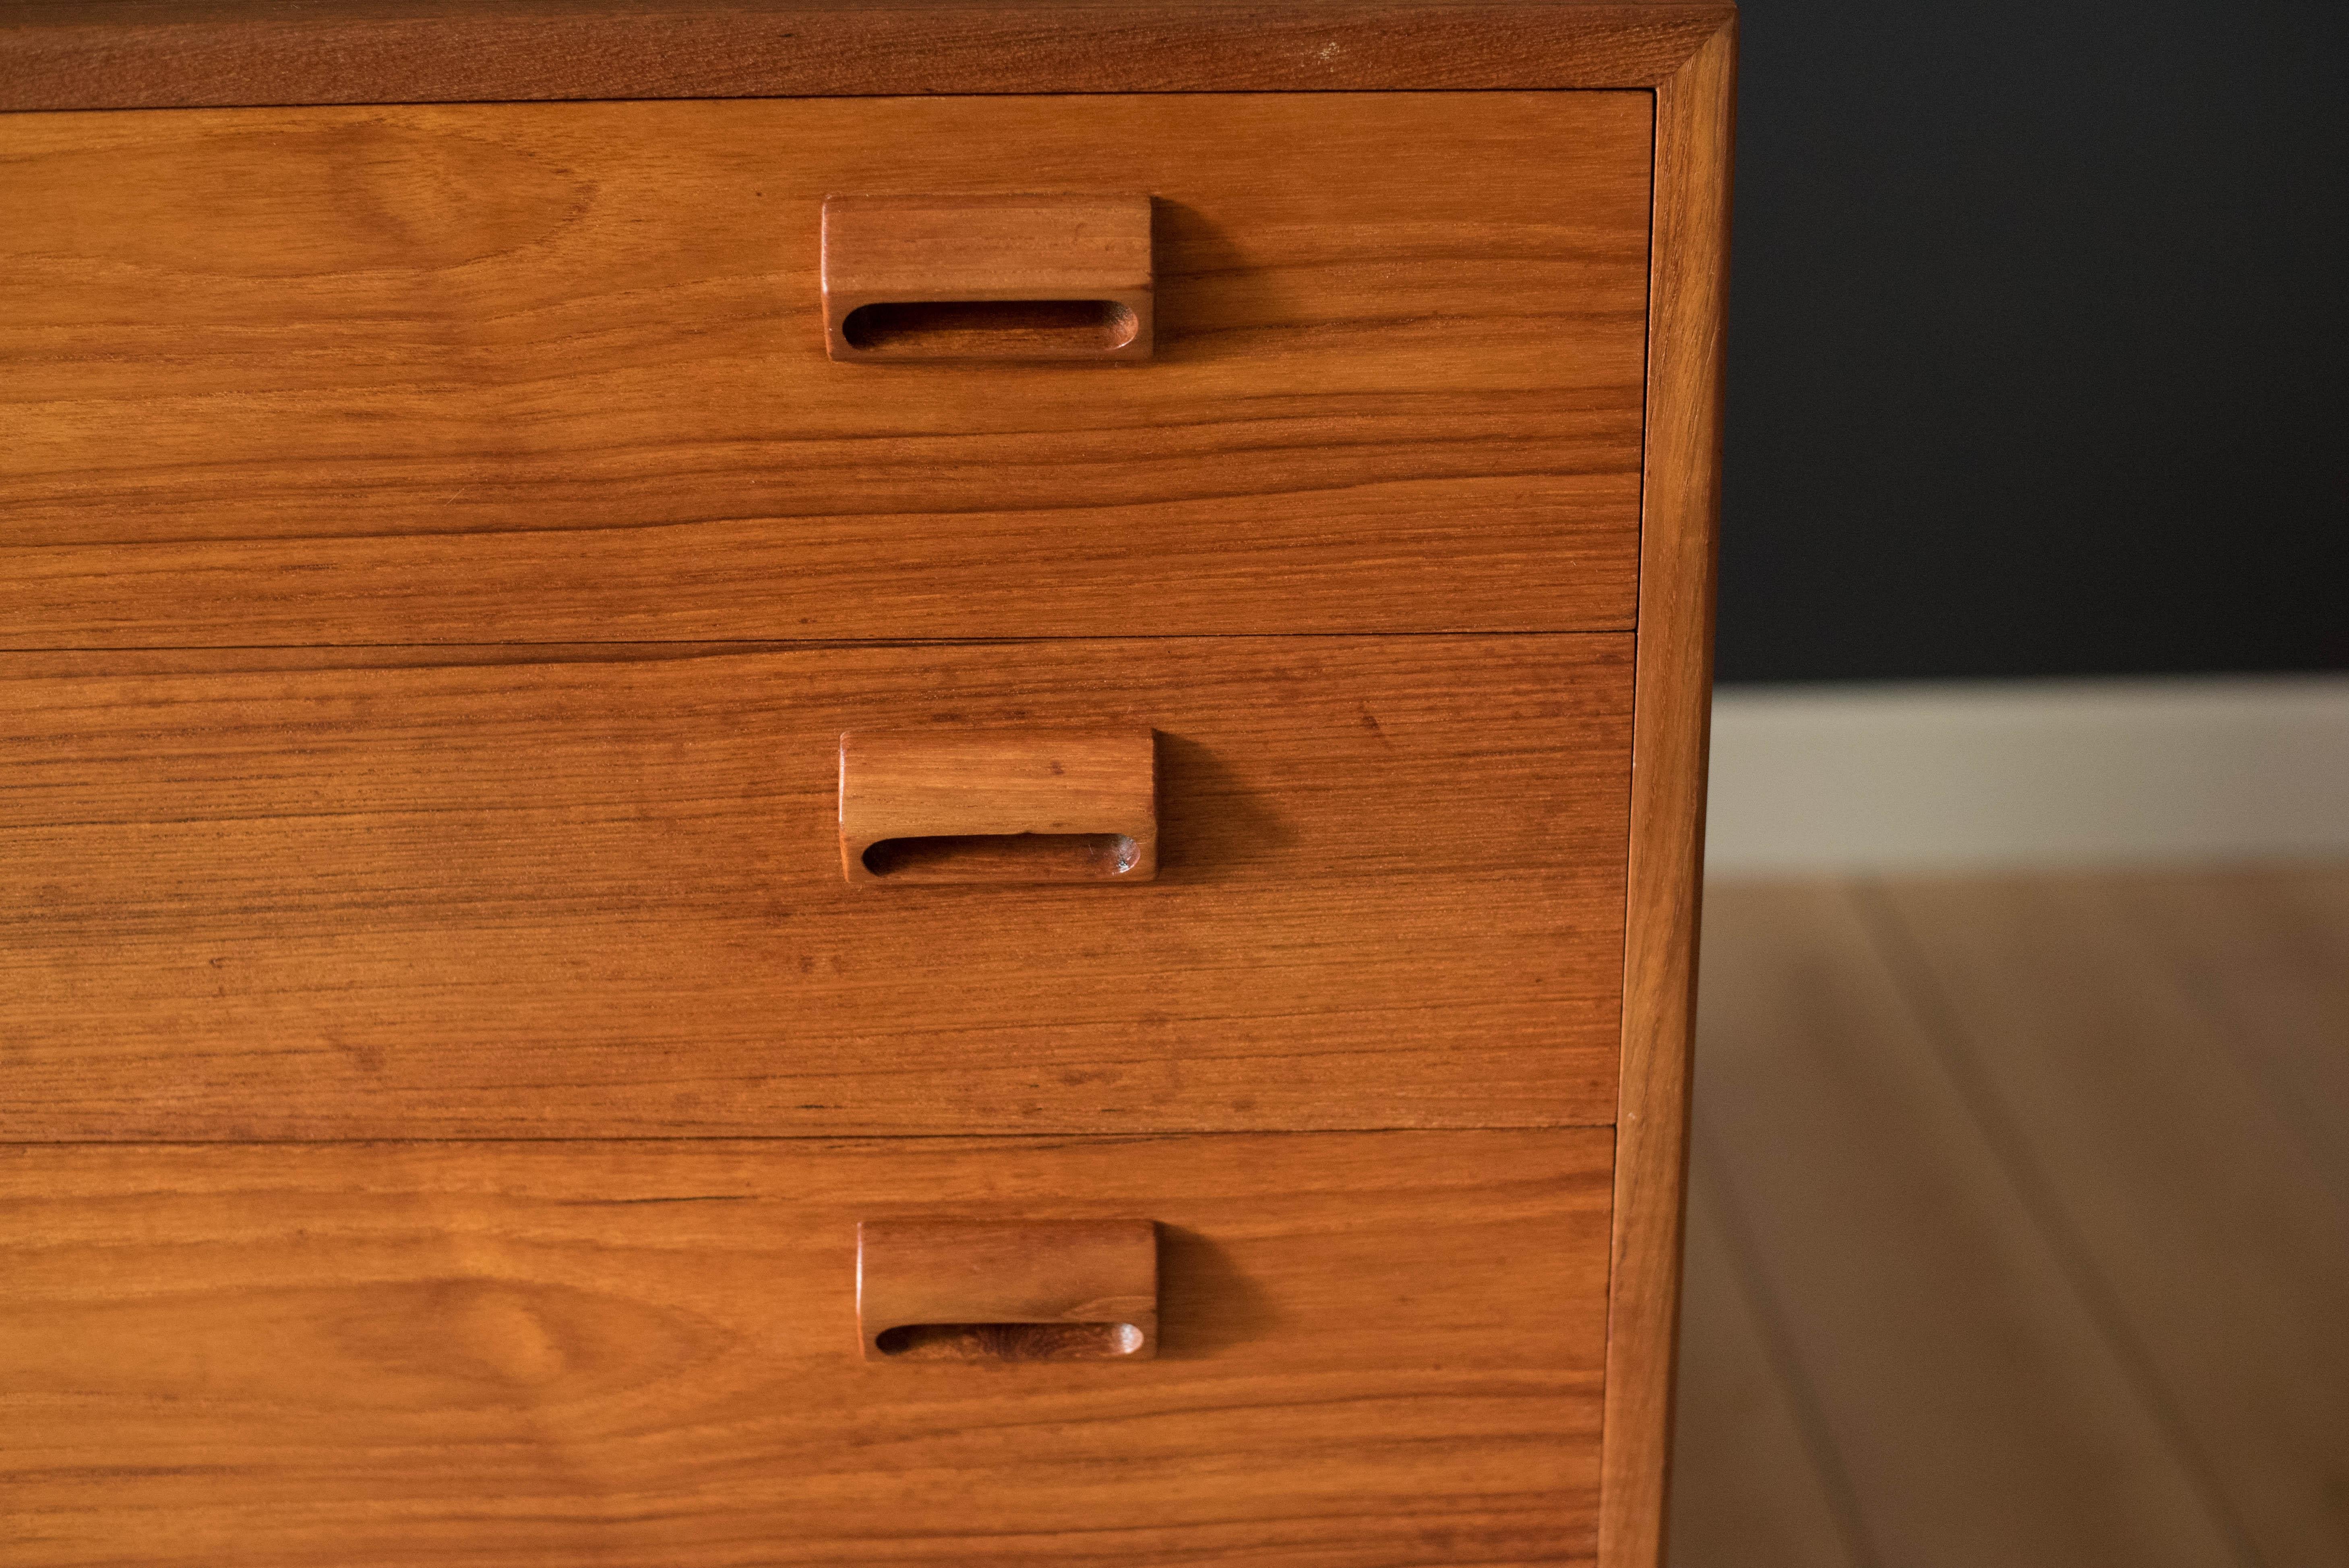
[2,635,1630,1138]
[0,92,1649,648]
[0,1129,1611,1568]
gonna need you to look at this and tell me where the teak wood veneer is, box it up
[0,1132,1615,1564]
[5,637,1634,1138]
[0,5,1732,1566]
[1,91,1653,646]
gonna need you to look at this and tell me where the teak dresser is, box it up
[0,4,1733,1564]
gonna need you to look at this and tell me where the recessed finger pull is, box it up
[821,194,1154,362]
[837,727,1158,885]
[857,1219,1159,1362]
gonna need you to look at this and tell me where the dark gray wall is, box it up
[1716,0,2349,683]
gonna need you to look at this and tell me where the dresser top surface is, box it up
[1,0,1735,110]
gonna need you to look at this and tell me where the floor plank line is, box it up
[1855,874,2343,1568]
[2115,868,2349,1213]
[1675,880,2241,1567]
[1670,1147,1880,1568]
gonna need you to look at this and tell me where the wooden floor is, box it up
[1667,865,2349,1568]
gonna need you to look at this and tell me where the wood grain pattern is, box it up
[1598,19,1732,1568]
[1872,874,2349,1568]
[0,92,1651,647]
[1687,881,2244,1568]
[0,635,1632,1140]
[857,1218,1159,1359]
[0,0,1739,111]
[0,1129,1612,1567]
[839,727,1158,884]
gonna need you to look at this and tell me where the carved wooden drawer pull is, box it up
[821,194,1154,362]
[837,727,1158,885]
[857,1219,1159,1362]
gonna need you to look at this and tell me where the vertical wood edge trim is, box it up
[1598,18,1733,1568]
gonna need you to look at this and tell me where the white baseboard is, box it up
[1704,675,2349,875]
